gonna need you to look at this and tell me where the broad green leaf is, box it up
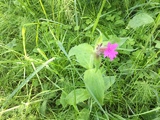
[127,13,154,29]
[104,76,116,90]
[84,69,105,104]
[66,89,90,106]
[69,43,94,69]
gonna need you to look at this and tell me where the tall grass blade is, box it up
[2,58,55,108]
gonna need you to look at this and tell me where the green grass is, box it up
[0,0,160,119]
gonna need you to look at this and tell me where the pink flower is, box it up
[103,42,118,61]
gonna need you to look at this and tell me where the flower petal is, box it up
[103,42,118,61]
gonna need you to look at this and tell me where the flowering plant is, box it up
[60,35,118,108]
[96,42,118,61]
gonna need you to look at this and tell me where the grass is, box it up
[0,0,160,119]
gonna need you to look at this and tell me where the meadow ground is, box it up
[0,0,160,120]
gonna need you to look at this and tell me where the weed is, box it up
[0,0,160,119]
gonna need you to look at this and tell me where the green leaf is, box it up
[104,76,116,90]
[39,100,47,116]
[74,26,80,31]
[60,92,68,108]
[84,69,105,104]
[95,36,102,46]
[155,40,160,48]
[6,38,17,48]
[102,35,128,47]
[77,108,90,120]
[118,37,128,47]
[66,89,90,106]
[127,13,154,29]
[69,43,94,69]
